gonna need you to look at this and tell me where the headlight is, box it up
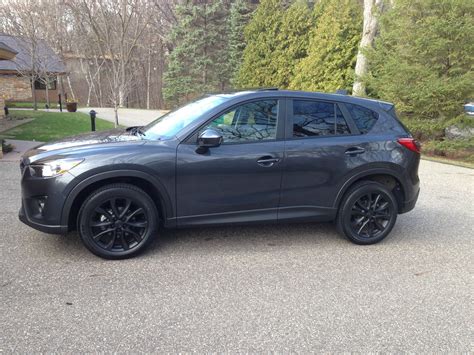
[29,158,84,177]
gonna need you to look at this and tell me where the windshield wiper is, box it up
[126,126,146,137]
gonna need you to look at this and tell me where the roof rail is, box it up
[335,89,348,95]
[257,87,279,91]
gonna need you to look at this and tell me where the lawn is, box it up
[0,110,115,142]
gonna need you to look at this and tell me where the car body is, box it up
[19,89,420,258]
[464,103,474,116]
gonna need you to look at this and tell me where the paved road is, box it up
[0,160,472,352]
[11,107,167,127]
[77,107,167,127]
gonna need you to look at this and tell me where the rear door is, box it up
[278,98,367,221]
[176,98,286,226]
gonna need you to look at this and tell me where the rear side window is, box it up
[345,103,378,134]
[292,100,350,138]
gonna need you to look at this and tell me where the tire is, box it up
[336,181,398,245]
[78,183,158,259]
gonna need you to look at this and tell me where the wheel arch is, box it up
[334,168,406,213]
[61,170,174,231]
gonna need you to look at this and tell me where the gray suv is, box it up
[19,90,420,259]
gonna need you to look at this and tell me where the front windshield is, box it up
[144,95,230,140]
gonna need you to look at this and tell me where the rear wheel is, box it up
[78,184,158,259]
[337,181,397,245]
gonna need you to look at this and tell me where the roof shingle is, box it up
[0,34,66,74]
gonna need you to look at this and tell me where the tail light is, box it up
[397,138,421,154]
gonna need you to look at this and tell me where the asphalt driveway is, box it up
[0,159,472,352]
[77,107,167,127]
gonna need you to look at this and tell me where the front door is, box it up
[176,99,285,226]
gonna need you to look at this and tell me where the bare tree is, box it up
[353,0,391,96]
[0,0,44,109]
[67,0,155,126]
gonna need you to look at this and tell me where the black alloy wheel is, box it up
[337,181,397,244]
[78,184,158,259]
[350,192,391,239]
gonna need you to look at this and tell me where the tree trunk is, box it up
[114,103,119,128]
[45,80,50,108]
[31,76,38,111]
[67,75,76,101]
[146,47,152,110]
[353,0,385,97]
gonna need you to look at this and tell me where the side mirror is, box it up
[198,128,223,148]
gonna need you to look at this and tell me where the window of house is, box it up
[345,103,378,134]
[34,78,57,90]
[202,100,279,144]
[292,100,350,138]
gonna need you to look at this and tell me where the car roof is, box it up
[210,89,394,112]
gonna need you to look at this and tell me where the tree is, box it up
[352,0,390,96]
[0,0,44,110]
[227,0,253,87]
[273,0,313,88]
[236,0,286,88]
[68,0,154,126]
[290,0,362,92]
[163,0,230,105]
[366,0,474,121]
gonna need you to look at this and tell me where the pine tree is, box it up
[273,0,313,88]
[366,0,474,121]
[290,0,362,92]
[228,0,253,87]
[164,1,230,105]
[236,0,286,88]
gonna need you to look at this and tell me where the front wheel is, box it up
[78,184,158,259]
[337,181,398,245]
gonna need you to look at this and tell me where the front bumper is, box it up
[19,204,68,234]
[18,162,74,235]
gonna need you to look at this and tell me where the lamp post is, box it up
[89,110,96,132]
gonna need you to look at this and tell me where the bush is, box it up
[1,139,14,154]
[422,138,474,163]
[401,118,446,141]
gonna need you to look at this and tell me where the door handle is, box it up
[345,147,366,155]
[257,156,280,167]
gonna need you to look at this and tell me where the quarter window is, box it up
[203,100,278,143]
[292,100,350,138]
[345,103,378,134]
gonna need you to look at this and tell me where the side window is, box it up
[345,103,378,134]
[203,100,278,143]
[292,100,350,138]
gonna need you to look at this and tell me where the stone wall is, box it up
[0,74,32,118]
[0,74,31,102]
[0,74,60,115]
[1,75,30,118]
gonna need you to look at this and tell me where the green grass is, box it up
[0,110,115,142]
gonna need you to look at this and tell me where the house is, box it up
[0,40,18,117]
[0,34,66,114]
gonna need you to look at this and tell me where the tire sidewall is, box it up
[340,182,397,245]
[78,185,158,259]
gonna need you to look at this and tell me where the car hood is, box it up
[22,128,143,161]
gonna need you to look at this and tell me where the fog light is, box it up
[37,197,46,215]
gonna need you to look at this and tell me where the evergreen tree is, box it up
[366,0,474,121]
[228,0,253,87]
[236,0,286,88]
[164,1,230,105]
[290,0,362,92]
[273,0,313,88]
